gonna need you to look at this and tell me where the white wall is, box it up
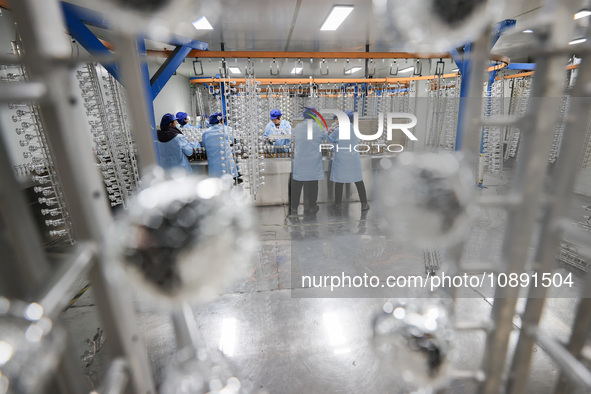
[149,63,192,125]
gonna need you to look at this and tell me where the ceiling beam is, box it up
[147,49,510,65]
[151,50,455,60]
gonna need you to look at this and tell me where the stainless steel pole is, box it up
[479,1,576,392]
[10,1,156,392]
[554,274,591,393]
[507,49,591,394]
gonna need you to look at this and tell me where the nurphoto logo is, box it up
[306,109,418,153]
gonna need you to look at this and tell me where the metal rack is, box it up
[449,1,591,392]
[482,77,504,175]
[426,74,461,151]
[505,75,532,160]
[2,61,75,244]
[1,1,158,393]
[76,63,140,209]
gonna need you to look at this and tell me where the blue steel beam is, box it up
[491,19,516,49]
[507,63,536,70]
[450,43,471,151]
[150,45,192,100]
[451,19,515,151]
[61,3,120,82]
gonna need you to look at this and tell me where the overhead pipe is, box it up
[189,65,509,85]
[100,39,512,68]
[188,57,507,85]
[149,49,506,64]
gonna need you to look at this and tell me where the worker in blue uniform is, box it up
[157,113,200,173]
[290,107,327,215]
[175,111,193,130]
[264,109,291,153]
[202,112,238,179]
[328,110,370,211]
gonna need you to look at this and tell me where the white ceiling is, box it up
[52,0,591,78]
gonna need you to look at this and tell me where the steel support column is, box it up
[150,44,192,100]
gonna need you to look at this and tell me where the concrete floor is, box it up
[57,191,591,393]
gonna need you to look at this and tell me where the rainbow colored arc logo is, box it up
[304,107,328,130]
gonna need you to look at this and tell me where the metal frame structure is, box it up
[0,0,210,392]
[2,0,591,393]
[449,1,591,392]
[5,1,157,392]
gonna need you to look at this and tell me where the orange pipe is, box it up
[497,64,578,80]
[500,72,535,80]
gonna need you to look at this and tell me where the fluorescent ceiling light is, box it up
[320,6,354,31]
[575,10,591,19]
[291,67,303,74]
[569,38,587,45]
[345,66,363,74]
[228,67,241,74]
[522,29,534,33]
[193,16,213,30]
[399,66,414,73]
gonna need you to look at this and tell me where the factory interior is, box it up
[2,0,591,393]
